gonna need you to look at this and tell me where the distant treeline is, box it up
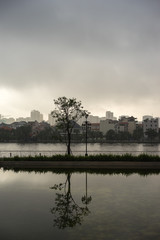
[0,124,160,143]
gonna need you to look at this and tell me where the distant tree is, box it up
[106,129,117,140]
[15,125,32,142]
[0,128,14,142]
[132,127,143,141]
[87,131,103,141]
[145,129,158,141]
[51,97,89,155]
[71,128,83,142]
[35,126,61,142]
[117,131,131,141]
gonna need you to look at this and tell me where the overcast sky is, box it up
[0,0,160,120]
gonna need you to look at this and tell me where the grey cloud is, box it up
[0,0,160,118]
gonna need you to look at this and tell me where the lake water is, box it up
[0,169,160,240]
[0,143,160,157]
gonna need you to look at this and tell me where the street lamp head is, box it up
[85,113,89,119]
[84,111,90,119]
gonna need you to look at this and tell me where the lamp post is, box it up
[81,172,92,206]
[85,114,88,156]
[82,115,91,156]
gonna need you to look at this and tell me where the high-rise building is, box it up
[106,111,117,120]
[106,111,113,119]
[48,113,56,126]
[30,110,43,122]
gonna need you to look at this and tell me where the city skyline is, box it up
[0,1,160,120]
[0,108,159,124]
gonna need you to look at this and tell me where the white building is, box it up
[16,117,31,122]
[88,115,100,123]
[0,118,15,124]
[143,115,153,121]
[100,117,107,121]
[78,115,100,126]
[100,119,116,135]
[143,118,159,137]
[30,110,43,122]
[116,116,137,134]
[48,113,57,126]
[106,111,113,119]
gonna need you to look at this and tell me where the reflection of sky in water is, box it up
[0,170,160,239]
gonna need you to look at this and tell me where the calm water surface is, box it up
[0,169,160,240]
[0,143,160,156]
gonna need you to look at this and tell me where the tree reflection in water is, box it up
[50,173,92,229]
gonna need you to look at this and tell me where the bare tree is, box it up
[51,97,89,155]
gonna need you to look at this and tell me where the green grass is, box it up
[0,153,160,162]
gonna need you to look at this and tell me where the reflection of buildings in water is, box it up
[50,173,92,229]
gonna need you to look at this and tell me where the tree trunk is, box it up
[67,143,71,155]
[67,131,71,155]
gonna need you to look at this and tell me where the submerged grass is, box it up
[0,153,160,162]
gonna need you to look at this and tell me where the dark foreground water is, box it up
[0,169,160,240]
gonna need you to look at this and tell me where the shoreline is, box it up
[1,141,160,144]
[1,161,160,169]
